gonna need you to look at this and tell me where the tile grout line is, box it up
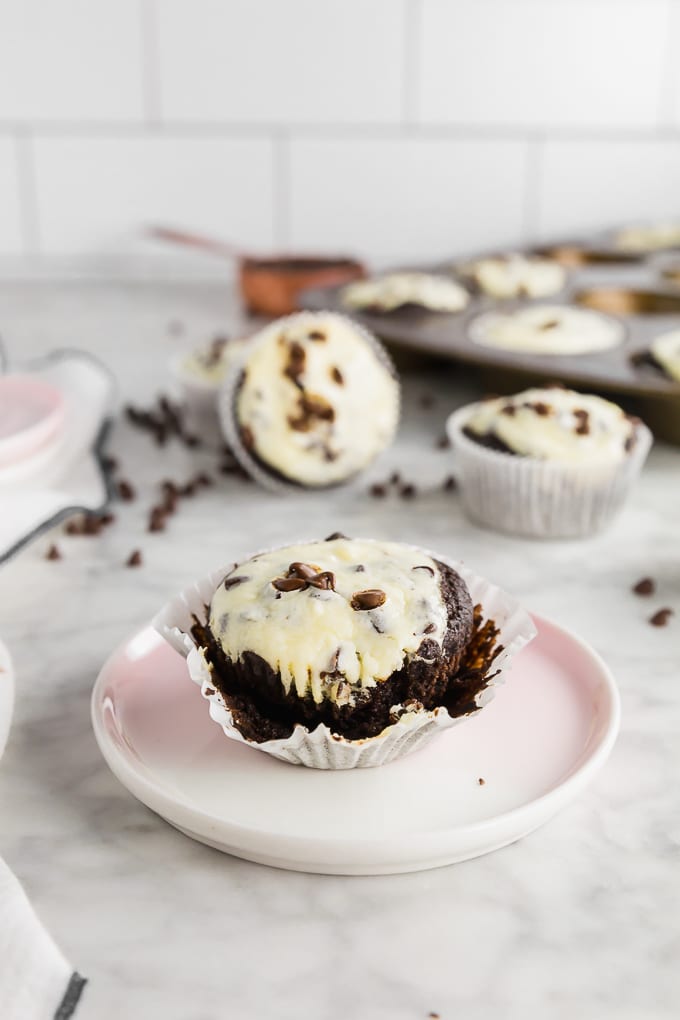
[14,129,40,256]
[521,134,544,244]
[402,0,422,125]
[139,0,162,127]
[657,0,679,127]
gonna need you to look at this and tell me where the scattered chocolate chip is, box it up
[204,687,215,697]
[355,564,365,572]
[423,623,436,634]
[400,483,417,499]
[478,778,485,786]
[284,340,307,385]
[413,564,435,576]
[539,319,560,330]
[148,507,166,533]
[117,479,136,502]
[351,589,387,611]
[223,575,248,590]
[308,330,326,342]
[330,366,344,385]
[126,549,142,567]
[369,483,387,498]
[194,472,213,488]
[531,401,551,416]
[428,1012,441,1018]
[436,435,451,450]
[45,544,61,561]
[288,392,335,431]
[325,532,349,541]
[184,433,201,448]
[389,472,401,485]
[633,577,655,596]
[443,475,457,492]
[650,608,673,627]
[102,455,119,472]
[501,404,517,417]
[100,513,115,526]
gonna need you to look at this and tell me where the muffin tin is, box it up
[301,228,680,444]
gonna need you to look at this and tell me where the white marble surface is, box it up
[0,278,679,1020]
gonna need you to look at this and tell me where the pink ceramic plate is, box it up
[0,375,65,467]
[91,615,619,875]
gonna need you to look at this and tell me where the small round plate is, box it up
[0,639,15,762]
[0,375,65,467]
[91,616,619,875]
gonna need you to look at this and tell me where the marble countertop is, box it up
[0,278,678,1020]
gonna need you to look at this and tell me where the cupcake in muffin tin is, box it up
[342,272,469,314]
[468,304,624,356]
[447,387,652,538]
[646,330,680,384]
[156,536,535,768]
[462,253,566,300]
[171,335,247,414]
[221,312,400,489]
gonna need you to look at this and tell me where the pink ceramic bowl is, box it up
[0,375,65,467]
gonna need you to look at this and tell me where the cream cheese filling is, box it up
[470,305,623,355]
[343,273,469,313]
[208,539,449,705]
[650,329,680,383]
[464,387,636,464]
[236,313,399,486]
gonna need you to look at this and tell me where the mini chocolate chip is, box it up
[351,589,387,611]
[126,549,142,567]
[272,576,308,592]
[100,513,115,526]
[289,562,320,581]
[330,366,344,385]
[194,472,213,487]
[355,564,365,572]
[204,687,215,697]
[400,483,417,499]
[413,564,435,576]
[45,544,61,561]
[389,472,401,485]
[240,425,255,450]
[633,577,655,596]
[309,571,336,591]
[625,434,636,452]
[436,435,450,450]
[184,433,201,448]
[650,608,673,627]
[501,405,516,417]
[308,330,326,341]
[117,479,136,501]
[148,507,166,533]
[539,319,560,330]
[325,532,349,541]
[369,483,387,498]
[223,575,248,590]
[531,401,551,416]
[573,409,590,436]
[423,623,436,634]
[443,475,457,492]
[103,455,119,472]
[477,778,485,786]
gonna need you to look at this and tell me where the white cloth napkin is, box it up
[0,857,86,1019]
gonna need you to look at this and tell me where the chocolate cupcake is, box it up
[343,272,469,314]
[155,537,536,768]
[221,312,400,489]
[469,304,623,355]
[447,387,652,538]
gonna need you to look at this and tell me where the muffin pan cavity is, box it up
[575,288,680,317]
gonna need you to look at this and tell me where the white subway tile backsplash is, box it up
[156,0,406,124]
[535,140,680,238]
[288,136,528,262]
[32,136,275,254]
[0,138,24,254]
[0,0,144,123]
[418,0,669,129]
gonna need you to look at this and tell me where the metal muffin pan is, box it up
[301,230,680,444]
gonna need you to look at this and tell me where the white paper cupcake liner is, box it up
[217,311,401,494]
[447,405,653,538]
[152,542,536,770]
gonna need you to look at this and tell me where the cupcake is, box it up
[463,253,566,300]
[342,272,469,314]
[647,329,680,383]
[221,312,400,489]
[447,387,652,538]
[469,305,623,355]
[155,536,535,768]
[616,222,680,253]
[172,335,247,413]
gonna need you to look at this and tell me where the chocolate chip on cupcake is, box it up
[469,304,623,355]
[343,273,469,314]
[189,537,501,743]
[223,312,400,488]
